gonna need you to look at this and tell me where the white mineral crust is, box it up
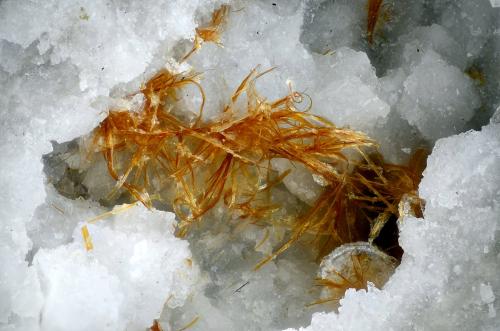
[0,0,499,330]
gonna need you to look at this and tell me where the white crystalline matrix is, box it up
[1,0,499,331]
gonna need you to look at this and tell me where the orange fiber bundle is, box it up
[89,64,425,267]
[182,4,230,61]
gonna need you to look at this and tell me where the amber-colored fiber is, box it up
[91,66,375,228]
[309,254,370,307]
[255,147,426,269]
[88,4,426,268]
[150,316,199,331]
[466,66,486,86]
[81,225,93,251]
[366,0,387,45]
[149,320,163,331]
[90,63,425,268]
[309,247,396,307]
[177,316,200,331]
[182,5,230,61]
